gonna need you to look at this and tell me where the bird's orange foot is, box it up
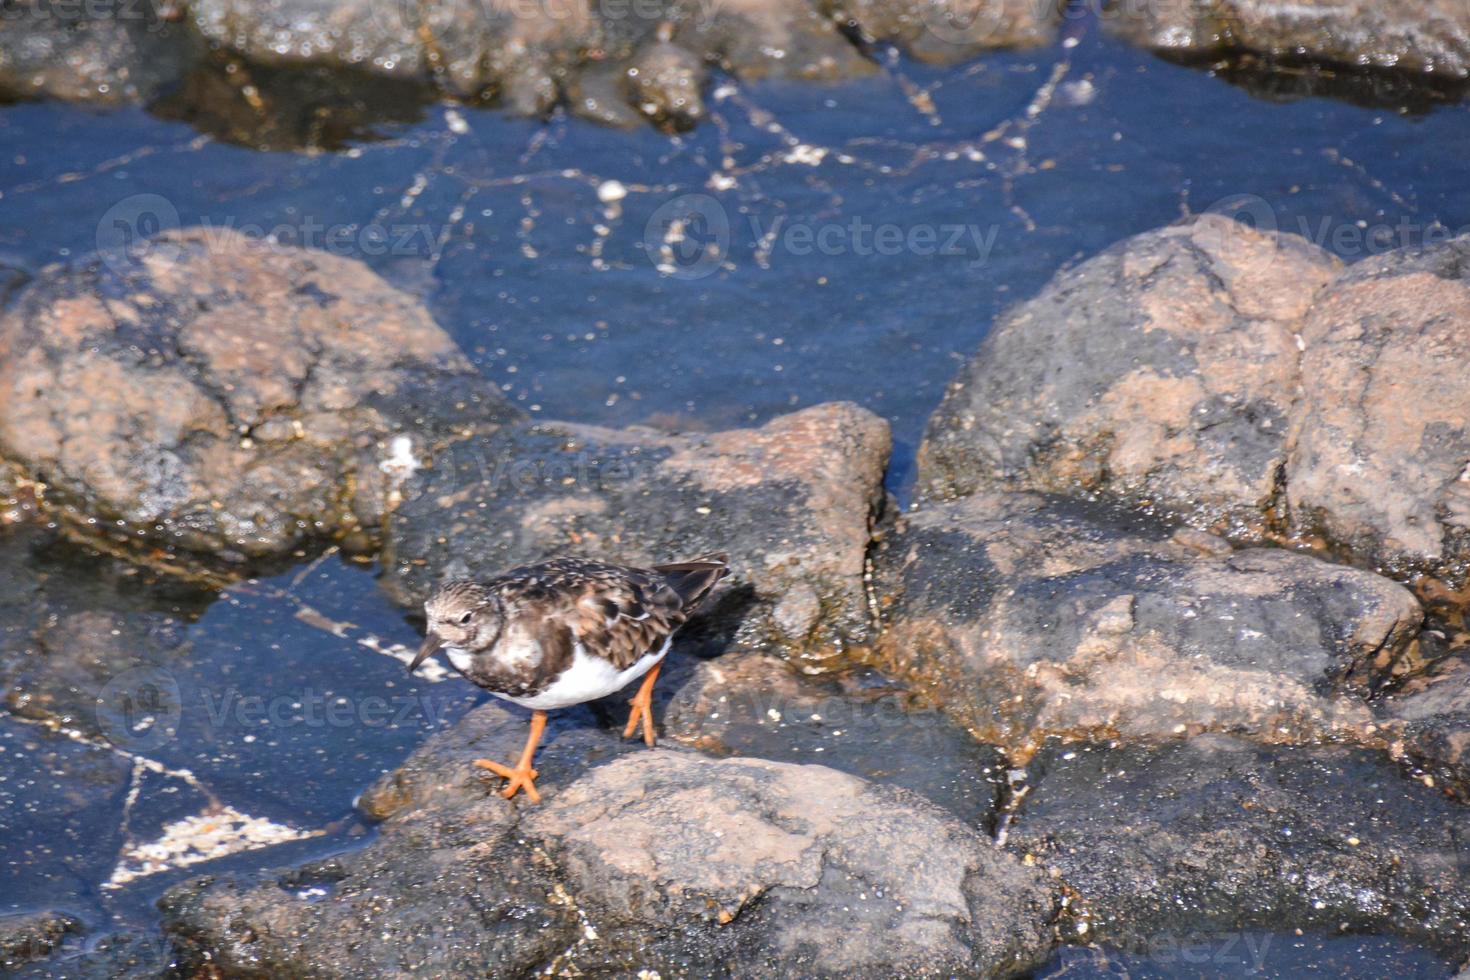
[622,696,657,747]
[474,758,542,803]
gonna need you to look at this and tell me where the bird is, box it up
[408,553,729,802]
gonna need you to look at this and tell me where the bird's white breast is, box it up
[500,639,669,711]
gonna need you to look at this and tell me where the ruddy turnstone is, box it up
[409,553,729,802]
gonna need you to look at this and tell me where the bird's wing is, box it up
[491,558,688,670]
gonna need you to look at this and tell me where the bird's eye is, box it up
[458,612,473,625]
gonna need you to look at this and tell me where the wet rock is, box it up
[1008,735,1470,953]
[833,0,1060,63]
[1284,236,1470,598]
[0,3,195,105]
[382,403,890,669]
[870,491,1424,755]
[190,0,423,79]
[661,649,1008,824]
[626,40,706,130]
[0,910,82,971]
[920,215,1342,538]
[1382,651,1470,800]
[0,227,520,563]
[1109,0,1470,80]
[170,701,1058,977]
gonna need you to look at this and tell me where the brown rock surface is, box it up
[167,701,1059,977]
[383,403,891,669]
[870,491,1424,756]
[1109,0,1470,79]
[0,227,520,562]
[920,215,1342,538]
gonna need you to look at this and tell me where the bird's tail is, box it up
[654,552,729,610]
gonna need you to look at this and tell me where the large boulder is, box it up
[1108,0,1470,79]
[1285,237,1470,594]
[870,491,1424,756]
[920,215,1342,538]
[922,220,1470,608]
[382,403,890,669]
[0,228,520,563]
[166,701,1059,977]
[1008,735,1470,954]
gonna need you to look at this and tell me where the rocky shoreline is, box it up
[1,0,1466,134]
[4,214,1470,975]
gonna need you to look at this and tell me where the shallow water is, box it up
[2,4,1469,974]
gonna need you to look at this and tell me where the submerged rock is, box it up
[1109,0,1470,80]
[0,227,520,563]
[168,700,1058,977]
[870,491,1423,755]
[1009,735,1470,954]
[0,910,82,971]
[383,403,890,669]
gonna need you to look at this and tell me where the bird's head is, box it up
[410,580,503,673]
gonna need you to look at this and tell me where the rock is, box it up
[1382,650,1470,799]
[661,649,1008,824]
[1008,735,1470,953]
[0,227,520,563]
[920,215,1342,539]
[0,910,82,971]
[626,40,707,130]
[524,752,1057,977]
[832,0,1060,63]
[170,702,1058,977]
[869,491,1424,755]
[382,403,891,669]
[922,221,1470,611]
[190,0,424,79]
[0,4,195,105]
[1109,0,1470,80]
[1284,237,1470,597]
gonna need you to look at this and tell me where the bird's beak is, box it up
[410,632,444,673]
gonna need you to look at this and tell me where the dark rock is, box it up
[18,930,177,979]
[661,649,1008,825]
[170,701,1058,977]
[0,227,520,564]
[1008,735,1470,954]
[870,491,1423,755]
[1284,236,1470,601]
[920,215,1341,539]
[0,910,82,971]
[189,0,423,79]
[382,403,891,669]
[1109,0,1470,80]
[0,2,196,105]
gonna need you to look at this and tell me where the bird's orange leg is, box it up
[622,661,663,747]
[475,709,546,803]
